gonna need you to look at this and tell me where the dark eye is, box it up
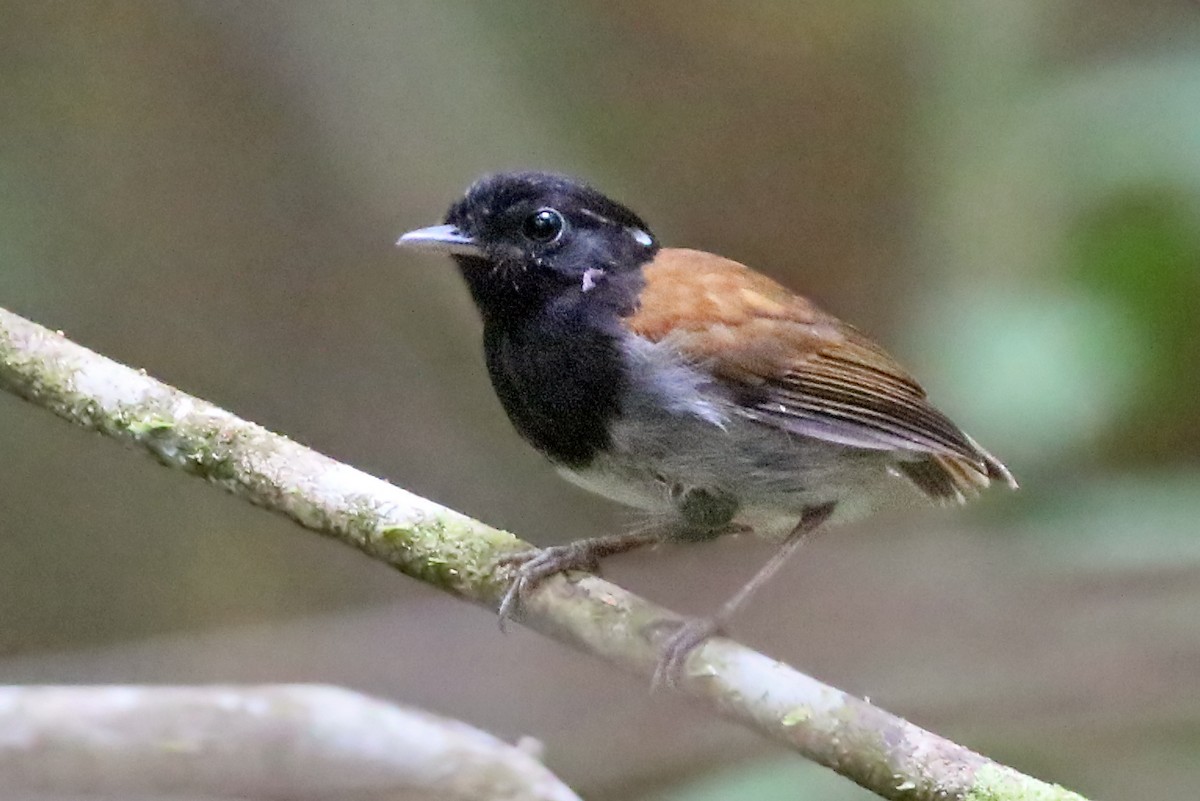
[521,208,564,244]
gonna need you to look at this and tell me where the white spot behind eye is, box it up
[629,228,653,248]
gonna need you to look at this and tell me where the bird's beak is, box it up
[395,224,484,258]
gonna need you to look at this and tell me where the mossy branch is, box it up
[0,305,1089,801]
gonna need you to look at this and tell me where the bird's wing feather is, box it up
[624,249,1014,492]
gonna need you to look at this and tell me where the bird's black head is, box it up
[398,172,660,320]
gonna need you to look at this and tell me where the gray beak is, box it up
[395,224,484,257]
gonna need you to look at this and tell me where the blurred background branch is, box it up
[0,684,579,801]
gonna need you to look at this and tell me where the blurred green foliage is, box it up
[1070,190,1200,462]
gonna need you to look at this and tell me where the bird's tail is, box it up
[898,436,1017,505]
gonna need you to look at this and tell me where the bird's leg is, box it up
[496,528,663,628]
[653,501,837,689]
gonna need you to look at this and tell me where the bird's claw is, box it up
[650,616,723,690]
[495,543,603,629]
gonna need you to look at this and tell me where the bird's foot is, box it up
[495,529,662,630]
[651,616,724,690]
[495,541,604,629]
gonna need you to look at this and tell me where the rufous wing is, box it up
[624,248,1015,500]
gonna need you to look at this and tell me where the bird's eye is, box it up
[521,208,565,244]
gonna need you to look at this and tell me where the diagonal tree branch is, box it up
[0,684,579,801]
[0,305,1088,801]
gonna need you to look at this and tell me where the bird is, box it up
[396,171,1015,686]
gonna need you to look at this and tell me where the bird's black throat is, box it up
[476,270,641,468]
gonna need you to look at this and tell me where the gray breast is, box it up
[557,333,909,538]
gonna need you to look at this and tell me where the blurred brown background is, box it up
[2,2,1199,799]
